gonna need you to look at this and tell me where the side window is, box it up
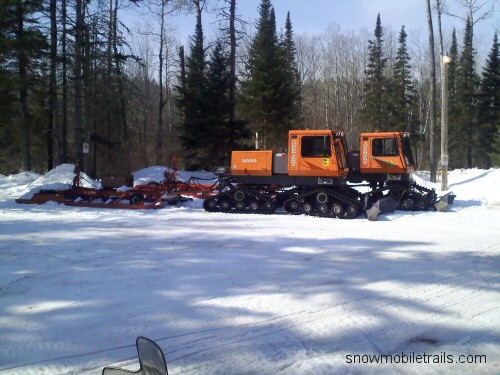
[372,138,399,157]
[301,136,332,157]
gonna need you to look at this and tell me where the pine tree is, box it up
[204,40,231,167]
[455,17,480,168]
[239,0,296,149]
[477,33,499,168]
[277,11,301,130]
[0,0,18,169]
[176,8,208,170]
[203,39,250,168]
[391,26,418,132]
[0,0,46,172]
[363,14,388,131]
[447,29,461,169]
[220,0,250,154]
[225,0,243,151]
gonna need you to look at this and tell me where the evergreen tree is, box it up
[221,0,250,155]
[447,29,462,169]
[477,33,499,168]
[277,11,301,131]
[448,29,459,107]
[204,40,231,167]
[363,14,389,131]
[0,0,46,172]
[176,9,208,170]
[225,0,248,152]
[0,0,18,168]
[390,26,419,132]
[455,17,480,168]
[239,0,298,149]
[176,6,249,170]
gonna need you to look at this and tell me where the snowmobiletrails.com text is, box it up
[345,351,487,365]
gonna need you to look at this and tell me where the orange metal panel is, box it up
[231,150,273,176]
[288,130,345,177]
[359,132,408,174]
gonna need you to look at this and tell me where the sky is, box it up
[256,0,499,36]
[151,0,499,55]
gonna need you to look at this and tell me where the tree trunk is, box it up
[435,0,444,58]
[74,0,84,168]
[88,19,98,178]
[426,0,437,182]
[113,0,131,174]
[60,0,68,163]
[105,0,113,171]
[16,0,31,171]
[48,0,57,171]
[83,10,93,176]
[228,0,237,148]
[178,44,186,116]
[157,0,166,164]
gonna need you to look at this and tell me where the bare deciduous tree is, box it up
[426,0,438,182]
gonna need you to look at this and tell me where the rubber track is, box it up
[283,186,364,218]
[203,186,277,214]
[204,181,437,218]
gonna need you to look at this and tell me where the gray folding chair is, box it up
[102,337,168,375]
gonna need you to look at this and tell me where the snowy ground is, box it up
[0,166,499,375]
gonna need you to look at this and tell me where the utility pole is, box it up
[440,55,451,191]
[426,0,437,182]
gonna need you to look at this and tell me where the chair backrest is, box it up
[102,337,168,375]
[137,337,168,375]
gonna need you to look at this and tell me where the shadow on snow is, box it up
[0,206,499,374]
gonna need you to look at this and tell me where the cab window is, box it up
[301,136,331,157]
[372,138,399,157]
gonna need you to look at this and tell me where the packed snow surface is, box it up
[0,166,499,374]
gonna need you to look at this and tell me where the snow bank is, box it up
[133,165,169,186]
[12,164,100,200]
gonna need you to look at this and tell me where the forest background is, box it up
[0,0,498,179]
